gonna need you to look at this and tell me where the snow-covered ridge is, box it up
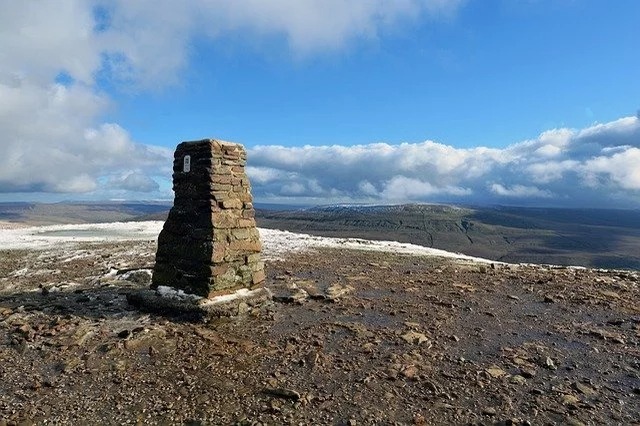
[0,220,491,263]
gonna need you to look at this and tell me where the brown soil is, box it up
[0,241,639,425]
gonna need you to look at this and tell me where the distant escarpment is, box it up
[256,203,640,270]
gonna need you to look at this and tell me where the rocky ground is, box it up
[0,238,639,425]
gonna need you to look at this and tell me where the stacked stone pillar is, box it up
[152,139,265,298]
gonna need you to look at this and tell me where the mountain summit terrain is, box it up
[0,219,638,424]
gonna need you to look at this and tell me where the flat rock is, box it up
[264,387,301,401]
[126,287,272,321]
[401,331,430,345]
[326,282,355,300]
[486,366,508,378]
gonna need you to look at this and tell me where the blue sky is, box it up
[1,0,639,207]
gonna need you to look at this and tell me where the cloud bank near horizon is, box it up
[2,2,640,208]
[246,116,640,208]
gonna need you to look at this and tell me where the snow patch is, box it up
[0,221,163,250]
[10,267,29,277]
[118,269,153,282]
[153,285,264,306]
[102,268,119,278]
[0,220,494,264]
[61,250,92,263]
[156,285,203,302]
[200,288,262,306]
[258,228,493,263]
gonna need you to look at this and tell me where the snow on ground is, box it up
[0,221,164,250]
[0,221,492,263]
[258,228,492,263]
[0,221,28,230]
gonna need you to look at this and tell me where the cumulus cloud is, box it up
[107,171,160,193]
[0,1,99,85]
[0,76,171,194]
[0,1,173,196]
[247,116,640,207]
[582,148,640,190]
[3,1,638,209]
[95,0,467,88]
[0,0,464,199]
[489,184,552,199]
[381,177,471,200]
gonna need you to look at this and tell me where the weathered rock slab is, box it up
[127,286,273,321]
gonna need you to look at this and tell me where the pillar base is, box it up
[127,286,272,322]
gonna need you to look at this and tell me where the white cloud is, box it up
[359,180,378,196]
[247,116,640,207]
[0,0,465,200]
[210,0,464,52]
[0,77,170,194]
[0,1,176,197]
[526,160,579,184]
[107,171,160,193]
[582,148,640,190]
[246,166,284,184]
[2,1,638,209]
[0,1,99,85]
[95,0,467,88]
[281,182,307,196]
[489,184,552,199]
[534,144,562,157]
[380,176,471,201]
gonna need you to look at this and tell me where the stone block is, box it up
[250,261,265,272]
[211,191,231,201]
[212,174,232,185]
[237,192,252,202]
[212,243,228,263]
[252,270,266,286]
[229,240,262,252]
[222,199,243,210]
[212,210,241,229]
[237,218,256,228]
[231,228,251,240]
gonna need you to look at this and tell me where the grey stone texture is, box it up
[152,139,265,297]
[126,287,273,320]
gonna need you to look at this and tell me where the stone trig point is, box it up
[153,139,265,295]
[129,139,270,318]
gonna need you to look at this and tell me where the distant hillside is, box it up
[0,201,299,225]
[3,201,639,270]
[0,202,171,225]
[256,203,640,270]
